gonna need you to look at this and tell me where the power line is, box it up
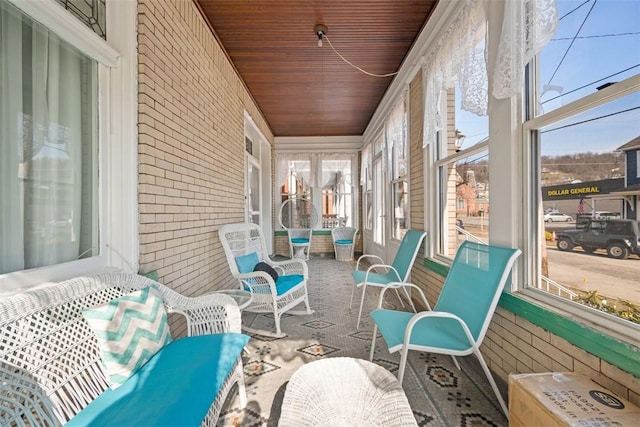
[541,63,640,105]
[546,0,598,89]
[552,31,640,41]
[559,0,592,21]
[541,106,640,134]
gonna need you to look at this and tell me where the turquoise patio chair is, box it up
[368,241,521,419]
[350,229,427,329]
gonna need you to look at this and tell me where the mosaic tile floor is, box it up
[217,257,508,427]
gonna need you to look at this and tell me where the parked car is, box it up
[556,219,640,259]
[544,212,573,222]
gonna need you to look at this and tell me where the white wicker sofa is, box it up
[0,272,248,426]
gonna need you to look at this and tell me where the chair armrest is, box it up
[154,284,243,336]
[235,272,278,295]
[355,254,384,270]
[270,258,308,278]
[365,264,400,281]
[377,282,431,310]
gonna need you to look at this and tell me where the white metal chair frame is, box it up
[350,230,427,329]
[219,222,313,337]
[368,242,522,419]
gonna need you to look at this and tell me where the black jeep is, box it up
[556,219,640,259]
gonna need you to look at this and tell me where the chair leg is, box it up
[356,283,368,329]
[349,282,357,308]
[393,288,406,308]
[402,285,417,313]
[475,350,509,419]
[398,347,409,384]
[236,363,247,408]
[369,325,378,361]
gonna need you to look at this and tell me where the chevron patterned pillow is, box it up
[83,287,172,389]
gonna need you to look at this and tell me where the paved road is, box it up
[458,219,639,305]
[546,245,640,306]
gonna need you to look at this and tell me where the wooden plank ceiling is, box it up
[196,1,438,137]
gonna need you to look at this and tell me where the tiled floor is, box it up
[217,257,508,426]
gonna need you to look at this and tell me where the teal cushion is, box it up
[335,239,353,245]
[291,238,309,244]
[275,274,304,296]
[67,333,249,427]
[235,252,259,273]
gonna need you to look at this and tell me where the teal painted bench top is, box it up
[67,333,249,426]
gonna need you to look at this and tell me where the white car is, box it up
[544,212,573,222]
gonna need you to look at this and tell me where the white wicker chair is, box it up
[219,222,313,337]
[0,272,246,426]
[279,357,417,426]
[331,227,358,261]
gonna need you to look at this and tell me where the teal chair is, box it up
[368,241,521,419]
[350,230,427,329]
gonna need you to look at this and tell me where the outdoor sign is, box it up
[542,178,624,201]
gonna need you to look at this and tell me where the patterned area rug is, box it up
[217,258,508,427]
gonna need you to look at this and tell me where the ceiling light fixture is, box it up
[312,24,398,78]
[314,24,328,48]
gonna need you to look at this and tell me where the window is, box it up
[526,0,640,327]
[320,159,354,228]
[1,0,133,295]
[1,0,98,275]
[276,153,357,229]
[387,97,409,240]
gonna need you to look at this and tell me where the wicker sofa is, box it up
[0,272,248,426]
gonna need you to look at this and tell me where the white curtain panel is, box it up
[385,95,407,178]
[1,2,86,274]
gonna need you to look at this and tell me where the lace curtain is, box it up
[422,0,486,148]
[493,0,558,99]
[385,95,408,179]
[422,0,558,148]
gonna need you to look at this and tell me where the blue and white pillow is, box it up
[82,287,172,389]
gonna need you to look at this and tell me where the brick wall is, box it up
[137,0,273,312]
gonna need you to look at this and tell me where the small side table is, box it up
[213,289,252,310]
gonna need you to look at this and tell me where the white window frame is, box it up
[522,72,640,341]
[0,0,138,294]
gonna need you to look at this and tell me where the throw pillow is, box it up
[253,261,279,282]
[235,252,260,273]
[82,286,172,389]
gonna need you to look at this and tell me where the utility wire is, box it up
[552,31,640,41]
[541,106,640,134]
[324,35,398,78]
[559,0,592,21]
[545,0,598,89]
[541,63,640,105]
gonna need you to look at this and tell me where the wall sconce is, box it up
[314,24,328,47]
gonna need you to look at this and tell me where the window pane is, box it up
[1,1,98,275]
[439,151,489,258]
[536,92,640,322]
[538,0,640,114]
[392,180,408,240]
[320,159,354,228]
